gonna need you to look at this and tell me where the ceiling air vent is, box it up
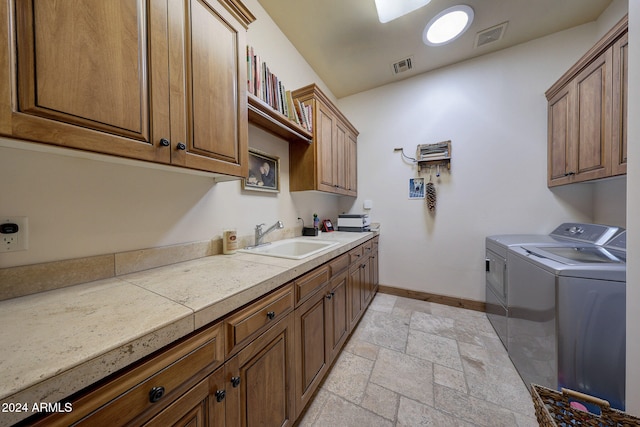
[392,56,413,75]
[475,22,508,48]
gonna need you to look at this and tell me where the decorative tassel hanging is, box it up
[426,181,436,211]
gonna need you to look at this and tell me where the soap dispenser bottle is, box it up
[313,214,319,230]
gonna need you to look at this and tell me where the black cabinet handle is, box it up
[149,386,165,403]
[564,171,575,177]
[159,138,170,147]
[176,142,187,150]
[215,390,226,402]
[267,311,276,320]
[231,376,241,388]
[326,293,332,300]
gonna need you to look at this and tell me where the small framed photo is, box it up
[322,219,334,232]
[244,149,280,192]
[409,177,425,199]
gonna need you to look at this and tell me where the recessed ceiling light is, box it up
[375,0,432,24]
[423,5,474,46]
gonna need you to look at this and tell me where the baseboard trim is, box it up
[377,285,486,313]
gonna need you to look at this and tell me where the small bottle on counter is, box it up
[313,214,319,230]
[222,229,238,254]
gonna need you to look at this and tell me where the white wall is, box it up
[593,178,627,227]
[338,18,627,301]
[0,0,340,268]
[625,0,639,416]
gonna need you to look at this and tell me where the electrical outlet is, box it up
[0,217,28,252]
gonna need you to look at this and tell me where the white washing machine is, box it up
[508,231,626,410]
[485,223,620,351]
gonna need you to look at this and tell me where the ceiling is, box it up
[257,0,613,98]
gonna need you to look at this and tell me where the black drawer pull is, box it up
[231,376,241,387]
[149,386,165,403]
[267,311,276,320]
[215,390,226,402]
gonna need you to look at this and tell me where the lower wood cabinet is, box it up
[23,238,378,427]
[326,269,349,363]
[26,321,226,427]
[294,280,331,417]
[144,367,226,427]
[225,313,295,427]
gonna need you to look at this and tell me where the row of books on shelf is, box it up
[247,46,313,133]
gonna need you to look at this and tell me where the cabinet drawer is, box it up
[295,265,330,305]
[328,253,349,276]
[32,323,226,427]
[225,284,294,356]
[362,241,373,256]
[348,246,363,264]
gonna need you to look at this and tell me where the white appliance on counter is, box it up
[337,214,370,232]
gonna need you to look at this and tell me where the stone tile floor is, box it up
[296,293,538,426]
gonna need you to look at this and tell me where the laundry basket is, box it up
[531,384,640,426]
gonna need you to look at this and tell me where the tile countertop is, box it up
[0,231,376,426]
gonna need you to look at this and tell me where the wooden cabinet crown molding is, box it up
[292,84,359,136]
[546,14,628,100]
[218,0,256,28]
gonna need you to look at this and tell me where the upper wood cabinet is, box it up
[611,32,628,176]
[290,84,358,196]
[0,0,254,177]
[545,15,627,187]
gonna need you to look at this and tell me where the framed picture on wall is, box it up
[243,149,280,192]
[409,177,425,199]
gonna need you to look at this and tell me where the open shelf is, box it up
[247,93,312,144]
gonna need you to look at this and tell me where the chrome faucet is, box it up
[254,220,284,247]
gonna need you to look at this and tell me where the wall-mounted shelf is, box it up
[248,93,313,144]
[417,140,451,170]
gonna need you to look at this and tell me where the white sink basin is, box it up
[238,238,340,260]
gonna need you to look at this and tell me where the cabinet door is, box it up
[167,0,248,176]
[572,48,612,182]
[346,131,358,196]
[335,121,348,192]
[547,85,573,186]
[3,0,171,162]
[348,262,363,332]
[327,270,349,363]
[370,239,379,292]
[144,367,225,427]
[611,32,628,176]
[360,256,372,308]
[294,284,329,418]
[226,313,295,427]
[316,101,337,192]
